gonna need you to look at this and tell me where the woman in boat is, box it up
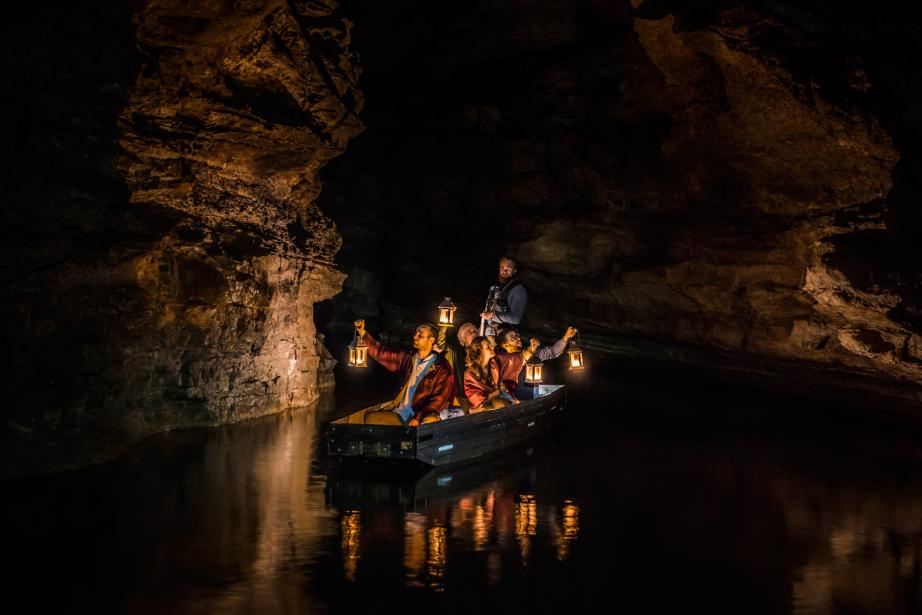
[464,336,517,412]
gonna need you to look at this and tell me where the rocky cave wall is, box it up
[0,0,362,472]
[320,0,922,403]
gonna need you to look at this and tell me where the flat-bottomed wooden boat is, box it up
[326,384,566,467]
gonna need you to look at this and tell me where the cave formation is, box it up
[2,0,921,472]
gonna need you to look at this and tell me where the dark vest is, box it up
[491,279,522,314]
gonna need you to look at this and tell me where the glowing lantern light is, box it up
[524,353,543,384]
[437,297,457,327]
[348,327,368,368]
[567,332,585,370]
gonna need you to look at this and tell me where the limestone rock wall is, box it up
[322,0,922,403]
[0,0,362,473]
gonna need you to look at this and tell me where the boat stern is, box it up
[326,423,418,461]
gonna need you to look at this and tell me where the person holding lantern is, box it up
[492,326,578,399]
[464,336,518,412]
[480,256,527,336]
[353,319,454,426]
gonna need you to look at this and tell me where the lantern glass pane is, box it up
[525,363,543,384]
[569,350,584,369]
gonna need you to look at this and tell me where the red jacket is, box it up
[363,332,455,422]
[463,370,498,409]
[491,351,525,395]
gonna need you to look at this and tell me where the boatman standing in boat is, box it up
[480,256,527,337]
[354,319,454,426]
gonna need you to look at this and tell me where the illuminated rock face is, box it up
[0,0,361,470]
[323,0,922,403]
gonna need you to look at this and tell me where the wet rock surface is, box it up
[321,0,922,403]
[0,0,361,473]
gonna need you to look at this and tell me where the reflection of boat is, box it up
[326,384,566,467]
[326,441,547,512]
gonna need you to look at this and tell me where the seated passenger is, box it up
[464,336,517,412]
[492,326,578,398]
[354,319,454,426]
[492,324,515,354]
[436,322,478,408]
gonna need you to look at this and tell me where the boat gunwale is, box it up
[328,384,566,433]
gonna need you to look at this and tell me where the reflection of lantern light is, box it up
[437,297,457,327]
[427,524,447,591]
[341,510,362,581]
[524,353,543,384]
[515,494,538,566]
[347,327,368,368]
[403,512,426,588]
[556,499,580,561]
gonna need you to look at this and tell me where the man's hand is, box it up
[354,319,365,336]
[529,338,540,352]
[408,418,419,427]
[563,326,577,341]
[481,311,494,321]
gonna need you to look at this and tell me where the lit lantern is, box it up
[524,353,543,384]
[437,297,457,327]
[348,328,368,368]
[567,336,585,370]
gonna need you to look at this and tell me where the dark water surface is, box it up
[4,361,922,614]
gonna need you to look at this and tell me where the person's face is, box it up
[413,326,435,350]
[502,331,522,352]
[498,259,516,283]
[480,339,495,363]
[458,324,477,347]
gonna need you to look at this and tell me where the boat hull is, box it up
[326,385,566,467]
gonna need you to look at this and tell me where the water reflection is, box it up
[779,475,922,614]
[427,524,448,591]
[403,512,427,587]
[341,511,362,582]
[515,494,538,565]
[5,371,922,613]
[333,463,582,592]
[555,500,580,561]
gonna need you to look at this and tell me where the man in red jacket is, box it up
[491,326,577,397]
[355,319,454,426]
